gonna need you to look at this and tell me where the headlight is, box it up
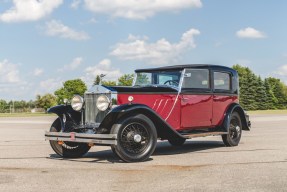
[96,95,110,111]
[71,95,84,111]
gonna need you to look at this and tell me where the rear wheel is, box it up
[222,112,242,146]
[49,118,90,158]
[111,114,157,162]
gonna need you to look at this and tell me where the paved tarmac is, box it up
[0,115,286,192]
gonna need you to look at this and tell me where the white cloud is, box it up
[236,27,266,39]
[275,65,287,76]
[71,0,81,9]
[38,78,62,94]
[45,20,90,40]
[0,59,32,100]
[88,18,98,24]
[58,57,83,72]
[84,0,202,20]
[0,59,21,83]
[110,28,200,65]
[33,68,44,76]
[84,59,122,84]
[0,0,63,23]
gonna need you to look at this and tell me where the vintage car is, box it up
[45,64,251,162]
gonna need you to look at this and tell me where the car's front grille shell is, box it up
[84,93,110,126]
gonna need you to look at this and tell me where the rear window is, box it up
[214,72,231,90]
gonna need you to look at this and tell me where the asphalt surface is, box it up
[0,115,286,192]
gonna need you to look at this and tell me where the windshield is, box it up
[134,70,182,88]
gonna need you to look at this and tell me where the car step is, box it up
[182,132,228,139]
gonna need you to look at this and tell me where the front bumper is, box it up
[45,131,117,145]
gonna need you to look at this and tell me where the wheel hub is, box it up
[133,134,142,143]
[235,126,241,135]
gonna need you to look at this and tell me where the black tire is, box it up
[49,118,90,158]
[222,112,242,147]
[111,145,119,158]
[168,138,186,146]
[111,114,157,162]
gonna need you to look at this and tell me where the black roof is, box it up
[135,64,236,74]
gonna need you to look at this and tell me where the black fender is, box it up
[47,105,81,131]
[99,104,185,140]
[222,103,251,132]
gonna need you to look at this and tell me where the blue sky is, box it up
[1,0,287,100]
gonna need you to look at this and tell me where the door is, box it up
[212,71,238,126]
[180,69,213,129]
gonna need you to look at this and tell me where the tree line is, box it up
[1,65,286,113]
[233,64,287,110]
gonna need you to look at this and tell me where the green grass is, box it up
[247,110,287,115]
[0,113,56,117]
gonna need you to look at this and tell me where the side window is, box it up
[182,69,210,89]
[214,72,231,90]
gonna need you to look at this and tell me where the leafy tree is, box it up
[135,73,149,85]
[267,78,286,109]
[35,94,57,111]
[102,80,117,86]
[93,75,101,85]
[118,74,134,86]
[54,79,87,104]
[0,100,8,113]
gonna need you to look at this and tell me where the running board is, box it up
[182,132,228,139]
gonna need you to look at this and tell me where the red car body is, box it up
[117,94,238,130]
[45,64,251,162]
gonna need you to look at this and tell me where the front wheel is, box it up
[49,118,91,158]
[111,114,157,162]
[222,112,242,146]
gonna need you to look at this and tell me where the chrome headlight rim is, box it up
[96,94,111,111]
[71,95,84,111]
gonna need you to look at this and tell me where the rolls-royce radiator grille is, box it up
[84,93,109,126]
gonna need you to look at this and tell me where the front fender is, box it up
[222,103,251,132]
[48,105,71,116]
[99,104,185,140]
[48,105,82,131]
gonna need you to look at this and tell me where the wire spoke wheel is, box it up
[111,114,157,162]
[120,122,150,155]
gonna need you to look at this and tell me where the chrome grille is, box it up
[84,93,110,126]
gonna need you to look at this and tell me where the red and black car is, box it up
[45,64,251,162]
